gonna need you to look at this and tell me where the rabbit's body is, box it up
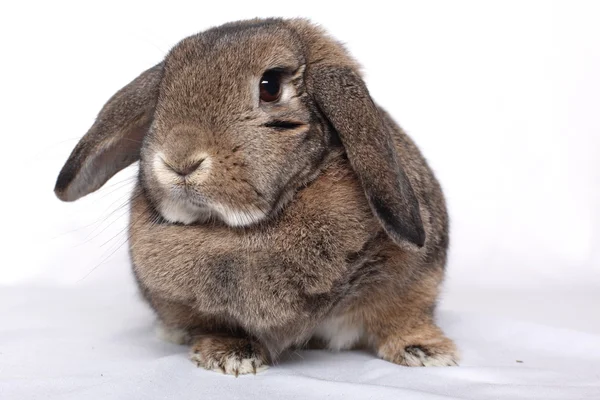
[56,18,458,374]
[130,110,450,361]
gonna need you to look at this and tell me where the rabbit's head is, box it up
[55,18,425,246]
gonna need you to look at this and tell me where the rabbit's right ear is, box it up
[54,63,163,202]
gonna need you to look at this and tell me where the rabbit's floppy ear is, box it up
[54,63,163,202]
[308,65,425,247]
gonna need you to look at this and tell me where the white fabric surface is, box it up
[2,283,599,400]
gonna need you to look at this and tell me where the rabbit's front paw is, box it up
[190,335,269,376]
[400,344,458,366]
[378,329,459,367]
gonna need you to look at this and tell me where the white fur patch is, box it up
[190,351,268,376]
[313,315,364,351]
[153,152,177,186]
[211,203,266,227]
[159,196,207,225]
[155,323,190,345]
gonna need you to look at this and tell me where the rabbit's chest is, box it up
[132,231,353,325]
[129,177,378,328]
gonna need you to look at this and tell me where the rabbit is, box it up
[54,18,458,375]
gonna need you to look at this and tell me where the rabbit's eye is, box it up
[259,70,282,102]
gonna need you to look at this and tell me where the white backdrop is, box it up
[1,0,598,289]
[1,1,600,399]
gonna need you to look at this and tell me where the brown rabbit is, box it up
[55,18,458,375]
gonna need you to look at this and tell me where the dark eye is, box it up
[259,70,283,103]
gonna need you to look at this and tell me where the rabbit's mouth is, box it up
[142,147,274,227]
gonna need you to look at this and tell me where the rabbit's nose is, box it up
[172,159,205,177]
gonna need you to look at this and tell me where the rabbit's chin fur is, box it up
[157,197,211,225]
[157,196,266,227]
[56,18,458,373]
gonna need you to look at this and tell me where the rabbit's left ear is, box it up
[54,63,163,202]
[308,65,425,247]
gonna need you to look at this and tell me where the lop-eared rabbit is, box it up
[55,18,458,375]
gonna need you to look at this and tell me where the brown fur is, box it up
[55,18,458,374]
